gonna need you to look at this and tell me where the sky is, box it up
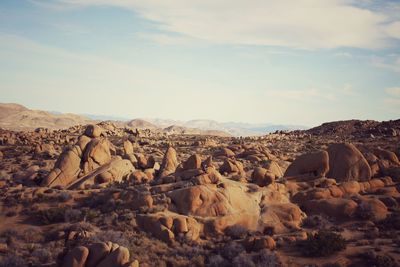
[0,0,400,127]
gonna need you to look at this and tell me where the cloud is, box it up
[386,87,400,97]
[371,55,400,73]
[384,87,400,112]
[32,0,400,50]
[341,83,358,95]
[265,88,336,102]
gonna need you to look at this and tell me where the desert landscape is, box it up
[1,1,400,266]
[0,102,399,266]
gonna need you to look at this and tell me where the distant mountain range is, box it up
[0,103,306,136]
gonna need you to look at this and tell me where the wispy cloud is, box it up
[32,0,400,50]
[386,87,400,97]
[384,87,400,112]
[371,55,400,73]
[265,88,336,102]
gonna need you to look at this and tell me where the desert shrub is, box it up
[299,230,346,257]
[221,241,245,259]
[0,229,18,245]
[254,249,282,267]
[0,254,27,267]
[224,224,249,239]
[64,208,83,222]
[302,215,329,228]
[82,209,100,222]
[207,255,228,267]
[57,191,72,202]
[21,228,44,243]
[90,230,129,247]
[39,207,66,224]
[68,222,98,233]
[232,253,256,267]
[379,213,400,230]
[373,254,398,267]
[31,248,52,264]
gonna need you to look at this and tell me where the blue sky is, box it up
[0,0,400,126]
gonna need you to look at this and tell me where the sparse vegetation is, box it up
[299,230,346,257]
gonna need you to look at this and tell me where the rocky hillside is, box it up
[0,103,94,131]
[0,121,399,266]
[305,119,400,137]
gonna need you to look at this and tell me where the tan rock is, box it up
[123,140,134,155]
[220,158,244,175]
[82,138,112,173]
[97,246,130,267]
[84,124,102,138]
[86,242,111,267]
[62,246,89,267]
[182,154,202,170]
[214,147,235,158]
[284,151,329,178]
[327,143,371,182]
[159,147,179,178]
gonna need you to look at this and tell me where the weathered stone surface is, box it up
[159,146,179,178]
[327,143,371,182]
[285,151,329,178]
[62,246,89,267]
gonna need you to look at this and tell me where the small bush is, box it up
[300,230,346,257]
[207,255,228,267]
[31,248,52,264]
[39,207,66,224]
[221,241,245,259]
[0,254,27,267]
[64,209,83,223]
[373,254,398,267]
[232,253,256,267]
[224,225,249,239]
[254,249,282,267]
[58,192,72,202]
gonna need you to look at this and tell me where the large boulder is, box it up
[159,147,179,178]
[62,242,137,267]
[84,124,103,138]
[42,146,82,187]
[97,246,130,267]
[82,138,112,174]
[219,158,244,175]
[327,143,371,182]
[182,154,202,170]
[166,178,298,235]
[284,151,329,178]
[214,147,235,158]
[302,198,358,220]
[251,167,275,187]
[62,246,89,267]
[68,158,134,189]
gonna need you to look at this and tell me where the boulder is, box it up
[97,246,130,267]
[82,138,112,173]
[251,167,274,187]
[86,243,111,267]
[62,246,89,267]
[159,147,179,178]
[214,148,235,158]
[263,161,283,178]
[327,143,371,182]
[356,197,388,222]
[303,198,358,220]
[84,124,102,138]
[284,151,329,178]
[123,140,134,155]
[220,158,244,175]
[42,146,82,187]
[182,154,202,170]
